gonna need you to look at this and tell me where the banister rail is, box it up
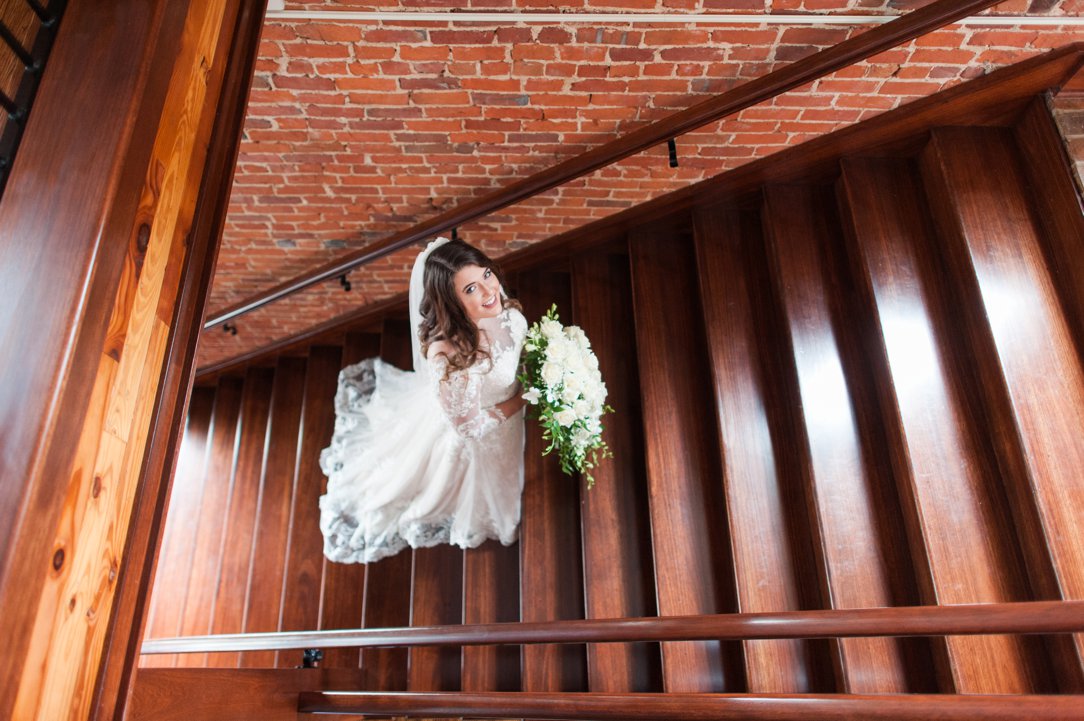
[205,0,1003,329]
[296,691,1084,720]
[140,599,1084,654]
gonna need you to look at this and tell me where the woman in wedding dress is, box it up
[318,237,528,564]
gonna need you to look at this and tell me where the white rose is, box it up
[541,362,562,386]
[554,408,577,427]
[572,426,592,449]
[564,325,590,348]
[586,352,599,371]
[573,398,591,418]
[546,338,571,363]
[540,317,562,340]
[561,385,580,405]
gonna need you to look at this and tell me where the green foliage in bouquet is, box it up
[518,305,613,488]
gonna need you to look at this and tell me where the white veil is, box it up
[408,236,451,382]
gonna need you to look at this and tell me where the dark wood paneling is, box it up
[241,356,307,667]
[319,332,379,669]
[409,544,464,691]
[177,378,243,668]
[358,318,416,690]
[628,225,741,693]
[570,248,659,693]
[276,346,342,669]
[130,668,366,721]
[462,540,521,691]
[762,184,924,693]
[143,387,215,668]
[921,126,1084,690]
[693,204,820,693]
[517,270,588,692]
[207,366,274,668]
[838,157,1040,693]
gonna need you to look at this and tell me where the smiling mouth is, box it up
[482,295,498,309]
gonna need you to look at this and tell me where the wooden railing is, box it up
[141,599,1084,654]
[296,691,1084,720]
[204,0,1003,329]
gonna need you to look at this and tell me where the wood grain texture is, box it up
[130,667,366,721]
[693,204,819,693]
[276,346,342,669]
[207,366,274,669]
[177,378,243,669]
[838,156,1042,694]
[921,126,1084,689]
[762,184,923,693]
[241,356,307,668]
[628,225,741,693]
[517,270,588,693]
[142,387,214,669]
[319,332,379,669]
[462,540,521,691]
[570,248,660,693]
[409,544,464,691]
[358,318,416,690]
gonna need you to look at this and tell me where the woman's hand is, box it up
[492,382,528,420]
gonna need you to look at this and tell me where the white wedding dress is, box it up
[319,305,527,564]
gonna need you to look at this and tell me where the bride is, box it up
[318,237,528,564]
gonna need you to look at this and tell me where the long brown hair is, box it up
[419,239,520,376]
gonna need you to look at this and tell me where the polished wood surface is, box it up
[131,668,365,721]
[299,690,1084,721]
[462,540,521,691]
[177,379,243,669]
[517,270,588,692]
[629,226,738,692]
[762,184,922,693]
[838,157,1042,693]
[206,0,1004,329]
[241,357,307,668]
[319,332,379,669]
[921,126,1084,689]
[141,600,1084,655]
[207,366,274,668]
[277,346,341,668]
[693,204,818,693]
[571,248,659,693]
[409,544,464,691]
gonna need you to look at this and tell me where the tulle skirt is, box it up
[319,358,524,564]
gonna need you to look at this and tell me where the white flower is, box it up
[554,408,577,427]
[522,387,541,405]
[540,317,562,340]
[573,398,591,418]
[561,385,580,405]
[541,362,562,386]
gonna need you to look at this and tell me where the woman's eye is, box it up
[484,269,492,278]
[465,286,475,294]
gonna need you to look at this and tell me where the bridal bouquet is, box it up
[519,305,613,488]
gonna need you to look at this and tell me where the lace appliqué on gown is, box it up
[319,307,527,564]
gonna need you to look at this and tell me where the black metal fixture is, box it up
[451,227,458,242]
[339,273,351,292]
[222,323,238,335]
[300,649,323,669]
[667,138,679,168]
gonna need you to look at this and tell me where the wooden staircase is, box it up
[134,52,1084,719]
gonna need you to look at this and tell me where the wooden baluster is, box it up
[570,246,660,692]
[838,156,1043,693]
[359,318,414,690]
[409,545,464,691]
[176,378,243,669]
[517,270,588,692]
[142,387,214,669]
[920,126,1084,690]
[276,346,342,669]
[207,366,274,668]
[629,224,742,693]
[762,183,933,693]
[692,204,823,693]
[241,357,307,668]
[319,333,379,670]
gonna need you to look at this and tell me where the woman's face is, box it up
[453,263,502,323]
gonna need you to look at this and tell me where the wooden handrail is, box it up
[140,599,1084,654]
[205,0,1002,329]
[297,691,1084,720]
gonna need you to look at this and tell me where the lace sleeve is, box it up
[429,355,507,439]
